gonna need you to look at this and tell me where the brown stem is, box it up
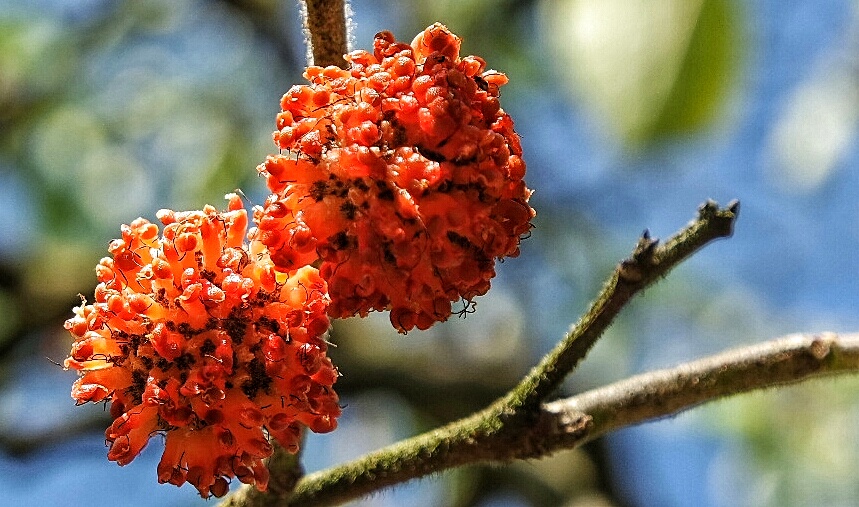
[300,0,349,68]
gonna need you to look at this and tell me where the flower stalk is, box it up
[300,0,350,68]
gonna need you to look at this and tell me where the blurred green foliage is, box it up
[0,0,292,356]
[542,0,739,146]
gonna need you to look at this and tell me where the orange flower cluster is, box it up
[66,23,533,499]
[64,194,340,498]
[255,23,534,332]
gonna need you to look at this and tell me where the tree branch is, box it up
[504,199,739,411]
[299,0,349,68]
[541,332,859,447]
[210,200,739,506]
[283,332,859,506]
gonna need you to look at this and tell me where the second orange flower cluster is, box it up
[65,194,340,497]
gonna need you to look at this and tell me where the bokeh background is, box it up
[2,0,859,506]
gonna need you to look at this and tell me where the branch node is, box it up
[618,233,659,283]
[698,198,720,218]
[809,333,834,360]
[555,411,592,436]
[727,199,740,215]
[697,199,739,239]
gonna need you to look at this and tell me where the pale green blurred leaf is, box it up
[542,0,739,147]
[0,18,73,101]
[23,237,100,317]
[705,377,859,506]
